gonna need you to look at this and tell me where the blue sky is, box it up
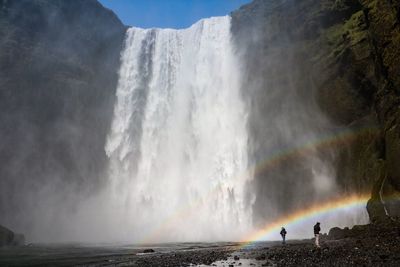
[98,0,251,29]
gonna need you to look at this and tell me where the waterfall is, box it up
[105,16,252,242]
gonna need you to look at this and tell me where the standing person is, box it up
[314,222,321,248]
[280,227,287,244]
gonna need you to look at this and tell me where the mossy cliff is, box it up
[231,0,400,222]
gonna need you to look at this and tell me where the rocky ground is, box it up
[1,219,400,266]
[233,218,400,267]
[134,246,236,267]
[0,243,239,267]
[135,220,400,267]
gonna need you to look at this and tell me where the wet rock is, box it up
[0,225,14,246]
[254,220,400,266]
[328,226,349,240]
[0,225,25,246]
[143,249,155,253]
[256,253,266,260]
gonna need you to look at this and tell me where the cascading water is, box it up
[105,16,252,242]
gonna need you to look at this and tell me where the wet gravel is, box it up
[235,218,400,267]
[126,219,400,267]
[1,220,400,266]
[133,246,236,267]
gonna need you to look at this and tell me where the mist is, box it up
[0,0,370,244]
[231,0,369,235]
[0,0,125,242]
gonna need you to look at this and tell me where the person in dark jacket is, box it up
[314,222,321,248]
[280,227,287,244]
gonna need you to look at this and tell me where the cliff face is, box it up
[358,0,400,220]
[232,0,400,222]
[0,0,126,235]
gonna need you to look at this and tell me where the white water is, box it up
[105,16,252,242]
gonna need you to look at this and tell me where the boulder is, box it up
[0,224,14,246]
[328,227,351,240]
[0,224,25,246]
[367,198,388,223]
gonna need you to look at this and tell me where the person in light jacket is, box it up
[314,222,321,248]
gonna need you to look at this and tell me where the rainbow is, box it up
[249,125,380,179]
[139,125,379,243]
[241,193,370,244]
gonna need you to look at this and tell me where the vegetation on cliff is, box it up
[231,0,400,222]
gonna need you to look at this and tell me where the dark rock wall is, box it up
[231,0,400,223]
[362,0,400,218]
[231,0,340,225]
[0,0,126,235]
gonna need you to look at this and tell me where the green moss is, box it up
[323,10,367,53]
